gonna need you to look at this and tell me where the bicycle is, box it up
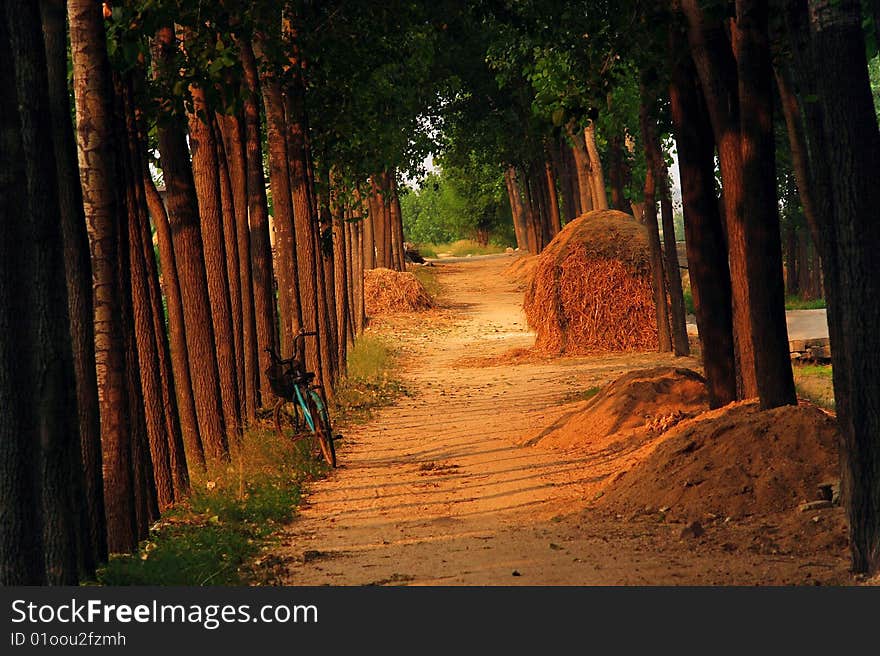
[264,331,337,468]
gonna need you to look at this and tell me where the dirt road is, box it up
[271,255,851,585]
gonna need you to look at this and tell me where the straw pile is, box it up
[524,209,657,353]
[364,267,433,315]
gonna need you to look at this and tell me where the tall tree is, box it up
[39,0,106,574]
[69,0,138,553]
[154,25,228,463]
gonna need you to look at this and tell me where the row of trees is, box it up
[5,0,880,580]
[425,0,880,573]
[1,0,428,585]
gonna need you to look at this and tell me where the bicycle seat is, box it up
[293,372,316,386]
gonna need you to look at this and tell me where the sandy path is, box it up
[271,256,851,585]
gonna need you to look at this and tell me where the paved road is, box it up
[688,308,828,343]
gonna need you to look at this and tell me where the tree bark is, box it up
[669,43,737,407]
[39,0,105,575]
[186,83,242,437]
[214,114,245,422]
[69,0,138,554]
[154,26,228,463]
[218,112,258,422]
[657,151,690,357]
[4,0,84,582]
[807,0,880,574]
[144,172,205,472]
[584,123,608,210]
[681,0,758,399]
[733,0,796,409]
[239,39,278,404]
[544,156,562,236]
[505,167,530,251]
[0,18,46,580]
[639,99,673,354]
[567,122,594,215]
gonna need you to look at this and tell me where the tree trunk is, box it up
[567,122,594,215]
[186,83,242,438]
[121,87,174,511]
[39,0,105,575]
[214,114,245,422]
[0,16,46,580]
[733,0,796,409]
[544,156,562,236]
[69,0,138,554]
[361,184,377,269]
[239,39,278,405]
[669,43,737,407]
[144,172,205,471]
[154,25,228,463]
[639,100,673,354]
[331,172,349,373]
[681,0,758,399]
[807,0,880,574]
[255,41,302,361]
[218,112,258,422]
[505,167,529,251]
[4,0,84,582]
[584,123,608,210]
[657,150,690,357]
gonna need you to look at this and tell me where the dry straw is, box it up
[364,267,434,315]
[523,209,659,353]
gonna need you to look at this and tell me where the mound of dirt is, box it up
[598,401,840,522]
[364,268,433,315]
[527,367,709,451]
[524,209,657,353]
[503,255,538,290]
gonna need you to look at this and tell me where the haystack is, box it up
[524,209,657,353]
[364,267,433,315]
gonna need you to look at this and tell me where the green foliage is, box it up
[400,163,514,246]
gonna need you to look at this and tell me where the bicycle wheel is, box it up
[306,390,336,468]
[273,398,302,440]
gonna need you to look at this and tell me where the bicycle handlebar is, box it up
[265,330,318,366]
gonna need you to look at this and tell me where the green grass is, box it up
[331,335,408,424]
[793,363,835,411]
[409,264,442,298]
[683,288,695,315]
[561,386,602,404]
[411,243,439,259]
[97,430,324,586]
[97,335,407,586]
[785,295,826,310]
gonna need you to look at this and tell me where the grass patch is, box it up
[683,288,695,315]
[560,386,601,404]
[785,295,826,310]
[793,363,835,411]
[409,264,442,299]
[332,335,408,424]
[97,430,326,586]
[411,243,438,259]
